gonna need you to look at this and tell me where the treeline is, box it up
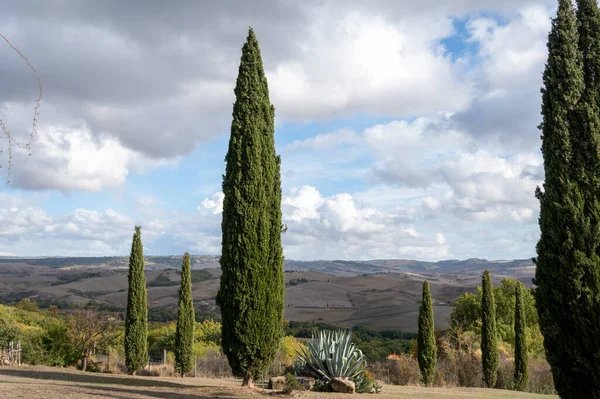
[284,321,417,361]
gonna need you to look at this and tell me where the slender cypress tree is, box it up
[216,27,285,387]
[175,252,195,377]
[534,1,600,397]
[124,226,148,375]
[417,280,436,386]
[481,270,498,388]
[513,283,528,391]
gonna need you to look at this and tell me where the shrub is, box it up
[283,373,303,394]
[193,348,232,378]
[193,341,220,359]
[495,356,515,390]
[194,320,221,345]
[529,357,556,395]
[370,354,419,386]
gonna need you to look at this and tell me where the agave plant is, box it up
[296,329,367,386]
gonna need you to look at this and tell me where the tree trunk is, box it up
[242,376,254,388]
[82,356,87,372]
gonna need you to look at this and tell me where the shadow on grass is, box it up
[66,385,244,399]
[0,368,193,389]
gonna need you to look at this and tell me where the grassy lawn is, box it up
[0,365,557,399]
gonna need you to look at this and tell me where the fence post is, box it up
[163,349,167,366]
[9,341,13,366]
[17,341,20,366]
[194,356,197,378]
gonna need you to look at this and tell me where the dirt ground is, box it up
[0,366,557,399]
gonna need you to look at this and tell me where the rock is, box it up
[268,376,287,390]
[331,377,355,394]
[297,376,316,390]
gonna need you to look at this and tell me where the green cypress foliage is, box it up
[216,27,285,387]
[175,252,195,377]
[535,1,600,397]
[513,283,529,391]
[124,226,148,374]
[417,280,436,386]
[481,270,498,388]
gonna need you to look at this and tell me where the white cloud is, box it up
[0,109,175,191]
[200,192,225,214]
[268,9,473,121]
[281,186,449,260]
[468,5,551,88]
[287,114,542,225]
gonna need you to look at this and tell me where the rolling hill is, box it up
[0,256,535,332]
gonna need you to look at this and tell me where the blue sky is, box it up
[0,0,556,260]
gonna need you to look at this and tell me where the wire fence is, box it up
[1,341,22,366]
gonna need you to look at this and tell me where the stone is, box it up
[268,376,287,390]
[297,376,316,390]
[331,377,355,394]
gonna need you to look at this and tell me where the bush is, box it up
[495,356,515,390]
[370,354,420,386]
[194,320,221,345]
[529,358,556,395]
[283,373,304,394]
[193,348,232,378]
[193,341,220,359]
[139,364,176,377]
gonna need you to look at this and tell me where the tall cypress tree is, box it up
[481,270,498,388]
[534,1,600,397]
[513,283,528,391]
[124,226,148,375]
[216,27,285,387]
[175,252,195,377]
[417,280,436,386]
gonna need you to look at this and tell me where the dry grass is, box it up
[0,365,557,399]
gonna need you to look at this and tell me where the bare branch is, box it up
[0,33,43,183]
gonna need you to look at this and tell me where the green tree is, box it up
[514,283,529,391]
[534,1,600,397]
[216,27,285,387]
[450,291,481,332]
[124,226,148,375]
[417,280,436,386]
[481,270,498,388]
[175,252,195,377]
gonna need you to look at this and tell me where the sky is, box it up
[0,0,557,261]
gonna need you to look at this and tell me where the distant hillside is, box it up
[0,255,536,332]
[285,258,535,278]
[0,255,536,278]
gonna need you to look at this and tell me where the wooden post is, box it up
[163,349,167,366]
[194,356,197,377]
[9,341,13,366]
[17,341,21,366]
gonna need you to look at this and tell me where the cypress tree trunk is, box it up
[216,27,285,386]
[535,1,600,397]
[481,270,498,388]
[175,252,195,377]
[513,283,528,391]
[417,280,436,386]
[124,226,149,375]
